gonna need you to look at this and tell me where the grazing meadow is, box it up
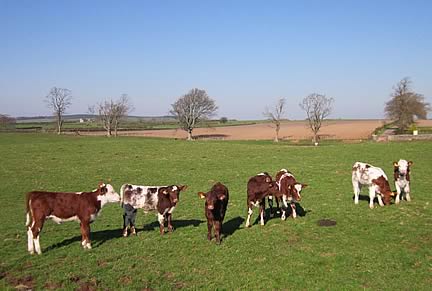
[0,133,431,289]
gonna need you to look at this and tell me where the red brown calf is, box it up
[274,169,307,220]
[245,172,281,227]
[198,182,229,244]
[26,183,120,254]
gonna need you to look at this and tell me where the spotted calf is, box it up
[352,162,394,208]
[120,183,187,235]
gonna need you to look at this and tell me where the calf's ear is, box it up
[179,185,188,192]
[198,192,206,199]
[408,161,413,166]
[393,161,398,167]
[302,183,308,189]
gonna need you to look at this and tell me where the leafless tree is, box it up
[89,94,133,137]
[0,114,16,130]
[113,94,133,137]
[385,77,430,131]
[299,93,333,145]
[45,87,72,134]
[170,88,218,140]
[264,98,286,142]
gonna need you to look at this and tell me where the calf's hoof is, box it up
[122,229,128,237]
[130,227,136,236]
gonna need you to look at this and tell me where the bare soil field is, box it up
[77,119,386,141]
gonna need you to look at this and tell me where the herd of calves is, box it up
[25,159,413,254]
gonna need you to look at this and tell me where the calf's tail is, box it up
[25,192,32,226]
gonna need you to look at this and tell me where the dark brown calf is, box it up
[246,172,281,227]
[156,185,188,234]
[26,183,120,254]
[198,182,229,244]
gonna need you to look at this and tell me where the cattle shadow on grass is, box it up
[252,203,308,225]
[222,216,245,238]
[141,219,204,232]
[44,228,123,252]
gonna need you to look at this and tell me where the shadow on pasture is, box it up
[44,228,123,252]
[141,219,204,232]
[222,216,245,238]
[250,203,308,225]
[352,194,396,206]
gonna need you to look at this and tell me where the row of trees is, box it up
[43,77,429,142]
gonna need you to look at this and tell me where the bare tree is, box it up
[0,114,16,130]
[170,88,218,140]
[90,95,133,137]
[385,77,430,131]
[299,93,333,145]
[113,94,133,137]
[45,87,72,134]
[264,98,286,142]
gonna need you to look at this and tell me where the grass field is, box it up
[0,134,431,290]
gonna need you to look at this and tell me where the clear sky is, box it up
[1,0,431,120]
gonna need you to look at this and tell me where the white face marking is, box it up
[294,184,302,193]
[98,184,120,206]
[172,186,178,191]
[397,160,409,175]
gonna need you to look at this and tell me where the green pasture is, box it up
[0,133,431,290]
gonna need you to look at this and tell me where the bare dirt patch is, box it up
[76,119,384,141]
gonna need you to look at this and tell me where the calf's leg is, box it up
[214,220,222,244]
[158,213,165,235]
[395,183,402,204]
[369,186,377,209]
[167,213,174,232]
[207,220,213,241]
[404,185,411,202]
[80,220,92,249]
[245,207,253,227]
[353,181,361,204]
[259,200,265,226]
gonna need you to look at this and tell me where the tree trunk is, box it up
[114,120,118,137]
[57,115,62,135]
[274,123,280,142]
[313,133,319,146]
[187,129,193,141]
[107,127,112,137]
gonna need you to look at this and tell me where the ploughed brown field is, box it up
[79,119,390,140]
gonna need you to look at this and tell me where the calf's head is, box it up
[198,191,226,210]
[393,160,413,178]
[288,183,308,202]
[97,183,120,205]
[162,185,188,205]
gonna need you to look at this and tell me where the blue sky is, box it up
[1,0,431,119]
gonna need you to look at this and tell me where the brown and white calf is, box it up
[26,183,120,255]
[120,183,187,235]
[273,169,307,220]
[393,159,413,204]
[352,162,393,208]
[198,182,229,244]
[245,172,281,227]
